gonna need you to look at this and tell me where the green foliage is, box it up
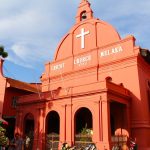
[0,126,5,132]
[0,45,8,58]
[81,124,88,135]
[0,126,9,147]
[78,123,93,142]
[2,52,8,58]
[81,127,88,135]
[80,124,92,142]
[0,46,4,53]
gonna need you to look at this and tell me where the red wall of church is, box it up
[2,88,31,117]
[14,1,150,150]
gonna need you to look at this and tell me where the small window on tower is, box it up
[81,11,87,21]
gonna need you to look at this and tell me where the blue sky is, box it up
[0,0,150,83]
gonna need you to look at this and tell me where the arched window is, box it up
[24,113,34,135]
[80,11,87,21]
[46,111,60,150]
[46,111,60,134]
[74,107,93,148]
[75,107,92,134]
[11,96,18,108]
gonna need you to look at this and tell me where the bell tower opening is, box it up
[81,11,87,21]
[76,0,93,23]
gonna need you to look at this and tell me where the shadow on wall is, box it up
[129,91,148,149]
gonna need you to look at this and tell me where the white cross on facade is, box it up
[76,28,90,49]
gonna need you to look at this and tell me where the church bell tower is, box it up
[76,0,93,23]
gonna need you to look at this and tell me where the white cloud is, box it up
[11,43,28,59]
[0,0,73,68]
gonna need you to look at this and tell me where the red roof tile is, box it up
[6,78,41,93]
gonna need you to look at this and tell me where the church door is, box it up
[46,111,60,150]
[24,113,34,150]
[110,102,129,147]
[74,107,93,149]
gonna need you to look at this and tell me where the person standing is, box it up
[24,135,30,150]
[121,144,129,150]
[9,133,24,150]
[129,138,138,150]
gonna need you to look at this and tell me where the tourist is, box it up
[121,144,129,150]
[61,143,76,150]
[112,144,119,150]
[61,143,70,150]
[84,143,97,150]
[24,135,30,150]
[8,133,24,150]
[129,138,138,150]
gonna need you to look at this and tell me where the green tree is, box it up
[0,126,9,147]
[0,46,8,58]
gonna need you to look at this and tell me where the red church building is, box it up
[1,0,150,149]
